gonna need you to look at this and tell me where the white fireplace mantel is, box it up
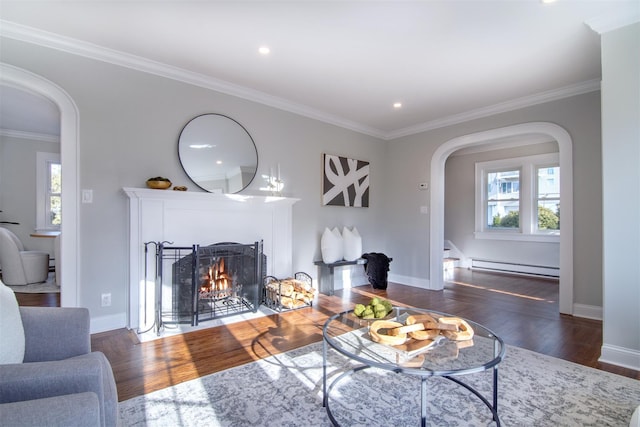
[123,187,299,329]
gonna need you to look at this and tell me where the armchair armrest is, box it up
[19,307,90,362]
[0,392,101,427]
[0,355,107,426]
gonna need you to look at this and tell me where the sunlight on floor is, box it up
[349,286,413,308]
[448,280,556,303]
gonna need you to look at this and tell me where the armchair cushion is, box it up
[0,280,25,364]
[20,306,90,362]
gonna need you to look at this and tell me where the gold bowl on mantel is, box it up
[146,179,172,190]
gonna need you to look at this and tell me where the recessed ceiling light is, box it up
[258,46,270,55]
[216,160,223,165]
[541,0,556,3]
[393,102,402,109]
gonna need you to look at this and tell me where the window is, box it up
[536,165,560,232]
[486,168,521,230]
[36,152,61,231]
[475,153,559,242]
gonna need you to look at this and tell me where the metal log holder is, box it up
[263,272,314,312]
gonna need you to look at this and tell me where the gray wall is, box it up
[0,37,386,324]
[0,35,604,327]
[384,91,603,307]
[0,135,60,256]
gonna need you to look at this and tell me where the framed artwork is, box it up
[322,153,369,207]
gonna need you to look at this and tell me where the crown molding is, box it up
[387,79,601,140]
[585,9,640,34]
[0,20,387,140]
[0,20,602,142]
[0,128,59,143]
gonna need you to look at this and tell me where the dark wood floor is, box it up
[14,269,639,402]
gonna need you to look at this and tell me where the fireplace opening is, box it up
[147,241,265,333]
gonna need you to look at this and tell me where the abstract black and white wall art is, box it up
[322,153,370,207]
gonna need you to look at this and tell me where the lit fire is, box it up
[200,258,232,298]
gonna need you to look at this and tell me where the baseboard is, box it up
[471,259,560,278]
[572,303,602,320]
[388,273,430,289]
[91,312,127,334]
[599,343,640,371]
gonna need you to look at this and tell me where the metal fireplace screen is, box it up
[153,241,265,329]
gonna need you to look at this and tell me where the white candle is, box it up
[277,163,281,181]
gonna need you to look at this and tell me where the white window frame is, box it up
[36,151,61,232]
[475,153,559,243]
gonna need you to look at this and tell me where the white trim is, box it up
[387,80,600,139]
[90,312,128,334]
[0,20,385,140]
[0,128,59,143]
[387,273,429,289]
[599,344,640,372]
[1,63,80,308]
[35,151,61,231]
[1,20,601,141]
[430,122,574,314]
[475,152,560,239]
[474,232,559,243]
[572,303,602,321]
[585,8,640,34]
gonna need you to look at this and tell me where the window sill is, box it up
[474,231,559,243]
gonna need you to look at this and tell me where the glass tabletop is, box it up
[323,307,505,377]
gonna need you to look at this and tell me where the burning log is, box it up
[201,257,235,299]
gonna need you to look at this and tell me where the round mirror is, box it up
[178,114,258,193]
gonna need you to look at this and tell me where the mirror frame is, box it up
[178,113,258,194]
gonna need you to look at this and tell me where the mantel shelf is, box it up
[122,187,299,206]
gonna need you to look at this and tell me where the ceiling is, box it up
[0,1,638,140]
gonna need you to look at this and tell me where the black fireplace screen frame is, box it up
[144,240,265,335]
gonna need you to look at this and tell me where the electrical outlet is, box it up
[82,189,93,203]
[101,293,111,307]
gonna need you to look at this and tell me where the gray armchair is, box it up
[0,307,118,427]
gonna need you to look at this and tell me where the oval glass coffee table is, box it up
[322,307,506,426]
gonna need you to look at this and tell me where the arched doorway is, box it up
[429,122,574,314]
[1,63,80,307]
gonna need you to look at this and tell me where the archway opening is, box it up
[430,122,573,314]
[1,63,80,307]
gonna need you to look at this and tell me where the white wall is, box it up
[600,23,640,370]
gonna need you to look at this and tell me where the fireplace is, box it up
[123,188,298,331]
[152,241,265,329]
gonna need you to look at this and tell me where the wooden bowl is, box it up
[146,180,172,189]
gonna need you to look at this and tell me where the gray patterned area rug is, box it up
[119,341,640,426]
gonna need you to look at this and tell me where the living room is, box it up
[0,2,639,424]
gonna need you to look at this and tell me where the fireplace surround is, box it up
[123,188,298,331]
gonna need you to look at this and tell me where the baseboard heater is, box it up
[471,258,559,278]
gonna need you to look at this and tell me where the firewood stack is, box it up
[264,273,316,311]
